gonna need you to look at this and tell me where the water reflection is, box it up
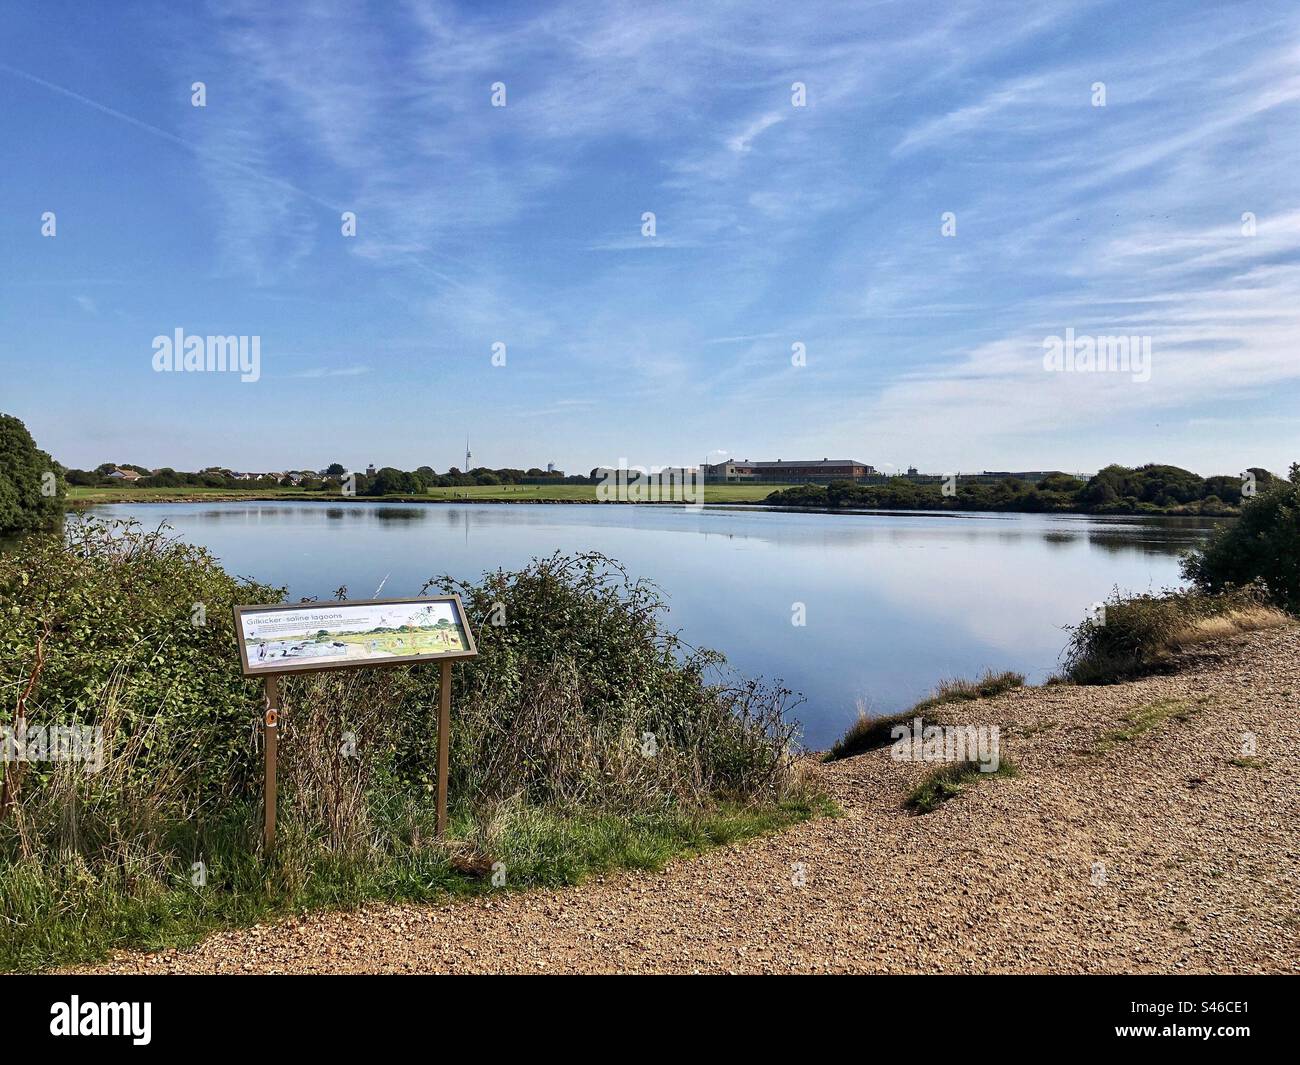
[85,501,1218,749]
[371,507,427,522]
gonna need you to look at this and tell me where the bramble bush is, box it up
[426,552,800,808]
[0,520,806,968]
[1061,585,1288,684]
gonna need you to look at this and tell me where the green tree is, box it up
[1182,463,1300,611]
[0,413,65,535]
[364,467,421,495]
[142,467,181,487]
[1080,465,1132,508]
[1037,472,1080,494]
[1130,463,1204,504]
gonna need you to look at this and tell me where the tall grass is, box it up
[827,671,1024,761]
[1062,585,1289,684]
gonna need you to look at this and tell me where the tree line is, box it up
[62,462,576,496]
[765,464,1278,516]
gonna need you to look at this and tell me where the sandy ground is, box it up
[77,627,1300,974]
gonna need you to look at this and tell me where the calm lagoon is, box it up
[90,501,1219,749]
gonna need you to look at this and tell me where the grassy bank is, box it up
[0,522,816,972]
[4,796,828,973]
[826,671,1024,761]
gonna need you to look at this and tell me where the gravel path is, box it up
[80,627,1300,974]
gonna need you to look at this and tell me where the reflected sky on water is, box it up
[88,502,1220,749]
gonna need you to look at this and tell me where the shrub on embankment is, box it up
[0,520,807,971]
[1181,462,1300,613]
[1061,586,1289,684]
[826,671,1024,761]
[1063,464,1300,684]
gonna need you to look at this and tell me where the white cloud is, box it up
[287,365,372,380]
[727,111,785,153]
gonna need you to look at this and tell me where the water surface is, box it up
[90,502,1220,749]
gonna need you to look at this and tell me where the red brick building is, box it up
[706,458,874,483]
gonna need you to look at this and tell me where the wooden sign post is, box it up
[263,675,279,852]
[437,659,451,837]
[232,596,477,854]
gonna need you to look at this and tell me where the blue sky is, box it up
[2,0,1298,476]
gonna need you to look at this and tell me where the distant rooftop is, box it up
[749,458,866,468]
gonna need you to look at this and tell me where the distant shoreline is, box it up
[63,465,1262,519]
[66,490,1237,522]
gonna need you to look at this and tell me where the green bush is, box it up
[0,522,807,969]
[1182,463,1300,612]
[1061,585,1284,684]
[0,519,277,801]
[424,551,799,807]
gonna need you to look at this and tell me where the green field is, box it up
[336,628,467,654]
[68,483,792,505]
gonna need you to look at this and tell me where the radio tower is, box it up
[464,437,471,473]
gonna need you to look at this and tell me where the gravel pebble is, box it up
[71,626,1300,974]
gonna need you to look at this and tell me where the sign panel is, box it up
[232,595,477,676]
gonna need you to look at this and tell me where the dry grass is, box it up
[916,671,1025,710]
[826,704,937,762]
[1166,606,1291,650]
[827,671,1024,762]
[1064,587,1293,684]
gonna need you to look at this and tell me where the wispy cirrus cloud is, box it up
[286,365,372,380]
[7,0,1300,473]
